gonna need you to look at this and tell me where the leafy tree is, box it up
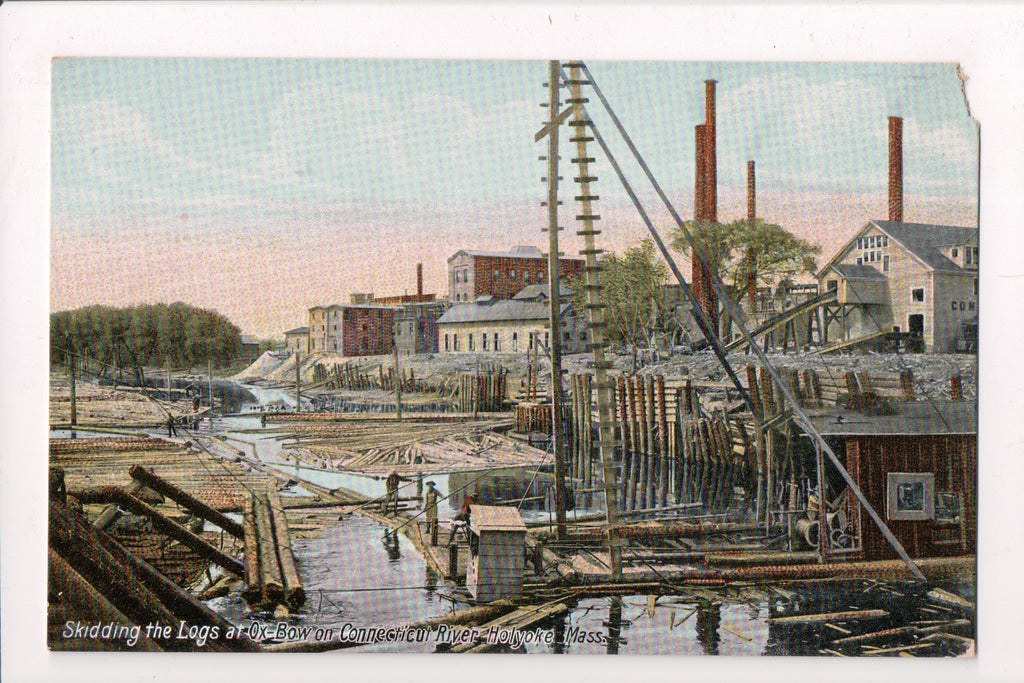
[569,239,671,357]
[671,219,821,337]
[671,219,820,305]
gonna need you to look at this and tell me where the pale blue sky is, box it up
[51,59,977,336]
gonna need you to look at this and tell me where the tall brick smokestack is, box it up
[746,160,756,222]
[694,125,706,220]
[704,80,718,222]
[746,160,757,308]
[416,263,423,297]
[888,116,903,223]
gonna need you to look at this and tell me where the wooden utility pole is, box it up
[69,354,77,426]
[294,350,301,413]
[394,318,403,421]
[567,61,622,577]
[207,357,214,411]
[544,59,568,540]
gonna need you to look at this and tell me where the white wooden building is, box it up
[817,220,978,353]
[436,284,584,355]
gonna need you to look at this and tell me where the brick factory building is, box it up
[447,246,585,303]
[308,305,396,357]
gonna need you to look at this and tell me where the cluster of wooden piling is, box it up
[242,489,304,612]
[456,371,507,413]
[312,361,432,393]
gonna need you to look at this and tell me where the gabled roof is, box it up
[872,220,977,274]
[817,219,978,278]
[512,282,573,301]
[828,264,886,282]
[284,326,310,336]
[436,299,571,325]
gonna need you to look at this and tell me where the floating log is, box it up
[129,464,244,538]
[253,492,285,606]
[927,587,974,613]
[705,551,819,567]
[769,609,888,624]
[242,493,262,605]
[830,625,916,646]
[262,599,517,653]
[267,488,305,608]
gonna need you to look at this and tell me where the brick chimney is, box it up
[746,160,756,222]
[704,80,718,223]
[694,125,706,220]
[416,263,423,297]
[888,116,903,223]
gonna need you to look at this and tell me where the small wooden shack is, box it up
[808,399,976,561]
[466,505,527,603]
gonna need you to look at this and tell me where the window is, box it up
[444,334,449,351]
[493,333,499,352]
[512,332,518,352]
[857,238,863,249]
[482,334,489,351]
[468,334,474,351]
[912,288,925,302]
[545,332,550,348]
[886,472,935,521]
[934,491,960,524]
[857,258,863,265]
[453,334,459,351]
[883,255,890,273]
[952,247,959,258]
[493,269,499,279]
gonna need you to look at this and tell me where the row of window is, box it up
[443,330,569,353]
[856,252,890,271]
[858,235,889,250]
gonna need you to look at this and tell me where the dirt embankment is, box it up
[234,347,976,403]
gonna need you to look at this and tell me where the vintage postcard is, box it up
[6,4,1023,682]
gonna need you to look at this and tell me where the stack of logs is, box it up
[48,467,259,652]
[242,488,305,612]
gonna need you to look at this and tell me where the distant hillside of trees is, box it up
[51,302,242,372]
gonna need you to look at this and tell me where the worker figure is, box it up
[166,415,177,437]
[260,413,268,429]
[384,470,409,515]
[423,481,440,546]
[446,493,476,547]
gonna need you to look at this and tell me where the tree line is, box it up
[51,302,243,374]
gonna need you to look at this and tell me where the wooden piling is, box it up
[242,493,262,604]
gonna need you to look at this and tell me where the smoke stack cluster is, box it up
[692,80,719,329]
[416,263,424,297]
[888,116,903,223]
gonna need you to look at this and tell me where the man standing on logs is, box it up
[424,481,440,546]
[384,470,410,515]
[166,414,177,437]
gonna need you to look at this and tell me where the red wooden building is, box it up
[807,400,976,561]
